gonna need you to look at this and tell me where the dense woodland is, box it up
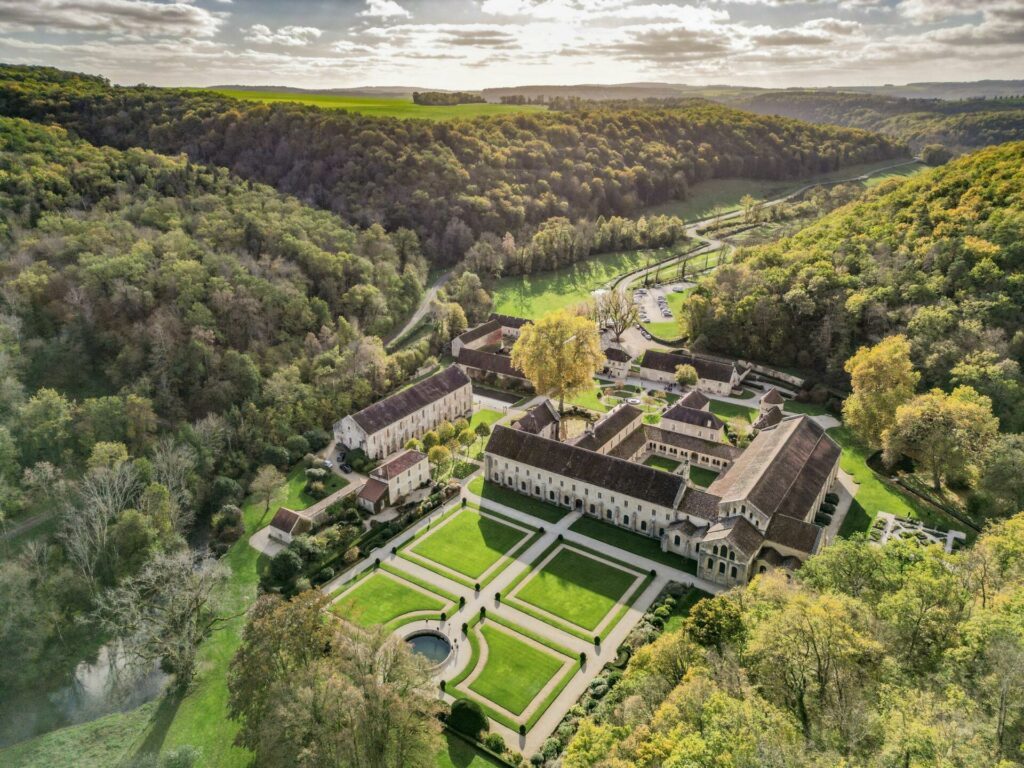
[560,514,1024,767]
[684,141,1024,421]
[0,66,904,263]
[721,91,1024,153]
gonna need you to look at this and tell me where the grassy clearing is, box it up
[569,516,697,574]
[783,400,831,416]
[205,89,546,121]
[863,161,927,188]
[280,463,348,510]
[644,455,681,472]
[466,477,568,524]
[688,467,720,488]
[491,248,683,320]
[828,426,953,537]
[515,549,637,631]
[569,380,610,413]
[330,572,447,626]
[663,588,708,633]
[708,400,758,435]
[469,625,565,716]
[410,508,528,579]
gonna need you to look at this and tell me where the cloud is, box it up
[480,0,727,24]
[0,0,225,38]
[358,0,412,19]
[244,24,322,46]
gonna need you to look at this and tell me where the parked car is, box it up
[341,463,353,473]
[323,459,334,469]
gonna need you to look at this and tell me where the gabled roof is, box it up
[572,404,643,452]
[677,390,709,410]
[373,450,427,480]
[640,350,736,383]
[678,487,722,522]
[667,518,709,536]
[753,405,783,430]
[269,507,311,536]
[702,516,764,556]
[765,513,821,554]
[515,400,560,434]
[489,313,530,330]
[349,366,470,435]
[762,387,785,405]
[457,348,527,379]
[662,403,725,430]
[456,319,501,346]
[707,416,840,521]
[607,426,648,460]
[603,346,632,363]
[486,425,685,509]
[756,546,803,570]
[643,425,742,461]
[358,478,389,504]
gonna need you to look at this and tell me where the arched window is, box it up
[640,520,647,531]
[729,551,735,561]
[707,558,713,569]
[718,562,725,574]
[759,565,767,574]
[712,545,719,556]
[623,514,630,526]
[549,490,555,500]
[730,566,737,579]
[674,535,681,546]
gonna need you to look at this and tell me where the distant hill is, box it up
[206,84,426,99]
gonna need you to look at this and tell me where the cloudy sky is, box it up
[0,0,1022,90]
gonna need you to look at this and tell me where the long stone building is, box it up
[484,401,840,586]
[335,366,472,459]
[638,350,748,396]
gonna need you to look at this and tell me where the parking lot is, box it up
[632,282,692,326]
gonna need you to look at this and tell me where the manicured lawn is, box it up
[330,572,446,626]
[663,588,709,633]
[708,399,757,425]
[644,455,681,472]
[783,400,831,416]
[515,548,637,630]
[468,625,565,715]
[409,508,527,579]
[471,409,504,429]
[279,464,349,511]
[569,380,611,413]
[206,89,547,121]
[569,516,697,573]
[436,731,508,768]
[466,477,568,524]
[641,288,691,340]
[828,426,953,536]
[491,248,686,320]
[688,467,720,488]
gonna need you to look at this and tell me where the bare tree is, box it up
[60,463,142,587]
[594,288,639,342]
[251,464,285,519]
[151,437,198,530]
[92,550,230,692]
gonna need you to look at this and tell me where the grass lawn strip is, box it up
[398,550,476,589]
[485,613,577,658]
[644,455,681,472]
[466,477,568,523]
[409,507,533,580]
[379,563,461,603]
[329,570,450,627]
[509,545,643,633]
[462,624,571,719]
[568,515,698,573]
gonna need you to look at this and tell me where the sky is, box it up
[0,0,1022,90]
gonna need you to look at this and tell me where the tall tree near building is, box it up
[511,310,605,435]
[883,386,999,490]
[250,464,284,519]
[593,289,638,342]
[675,364,699,388]
[842,336,920,449]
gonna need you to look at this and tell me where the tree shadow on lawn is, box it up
[130,690,184,762]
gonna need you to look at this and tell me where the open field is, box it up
[514,548,638,630]
[864,161,927,187]
[643,159,923,222]
[491,248,684,320]
[467,625,566,715]
[409,508,528,579]
[330,572,447,626]
[205,89,547,120]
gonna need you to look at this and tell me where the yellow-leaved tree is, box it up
[511,310,605,437]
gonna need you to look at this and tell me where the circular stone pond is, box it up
[406,631,452,667]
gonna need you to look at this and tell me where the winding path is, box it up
[384,269,452,346]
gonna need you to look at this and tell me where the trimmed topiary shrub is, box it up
[483,733,506,754]
[449,698,488,739]
[479,607,486,619]
[519,724,527,736]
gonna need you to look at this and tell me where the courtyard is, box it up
[323,488,708,753]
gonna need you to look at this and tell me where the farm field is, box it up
[204,89,547,120]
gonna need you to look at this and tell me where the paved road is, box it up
[384,269,452,346]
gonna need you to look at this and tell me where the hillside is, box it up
[683,141,1024,420]
[723,90,1024,152]
[0,65,905,262]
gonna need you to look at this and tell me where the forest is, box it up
[720,90,1024,153]
[0,65,904,263]
[560,513,1024,767]
[683,141,1024,418]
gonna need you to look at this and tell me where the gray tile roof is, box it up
[662,403,725,430]
[456,319,501,346]
[489,313,530,329]
[373,449,427,480]
[486,425,685,509]
[643,425,742,461]
[269,507,311,536]
[358,477,389,504]
[678,487,722,522]
[641,350,736,383]
[573,405,643,452]
[603,346,632,363]
[707,416,840,522]
[753,405,783,430]
[756,546,803,570]
[762,387,785,405]
[702,516,764,556]
[349,366,470,435]
[514,400,560,434]
[667,517,709,536]
[607,426,648,460]
[765,514,821,554]
[678,390,709,410]
[457,348,527,379]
